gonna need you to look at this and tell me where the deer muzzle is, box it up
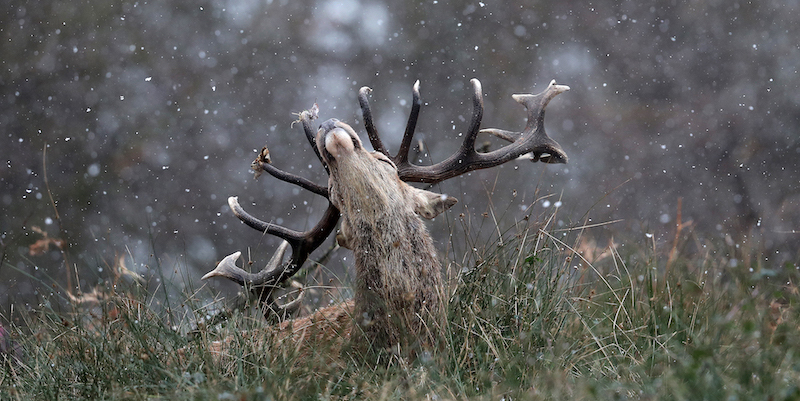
[317,118,363,163]
[324,127,355,159]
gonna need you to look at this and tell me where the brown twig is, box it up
[666,197,693,276]
[42,143,73,295]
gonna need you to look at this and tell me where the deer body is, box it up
[319,120,454,353]
[202,78,570,362]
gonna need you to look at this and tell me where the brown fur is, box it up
[317,119,456,356]
[205,300,354,365]
[206,120,456,361]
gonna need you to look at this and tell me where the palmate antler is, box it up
[203,79,569,319]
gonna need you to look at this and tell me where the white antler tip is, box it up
[202,251,242,280]
[413,80,420,91]
[548,80,570,92]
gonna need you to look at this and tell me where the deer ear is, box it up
[412,188,458,219]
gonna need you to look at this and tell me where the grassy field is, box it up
[2,214,799,400]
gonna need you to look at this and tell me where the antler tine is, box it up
[299,104,329,171]
[459,78,485,158]
[202,251,245,283]
[252,148,329,197]
[222,196,339,286]
[358,86,389,156]
[228,196,304,244]
[395,80,422,165]
[514,80,570,136]
[482,80,570,164]
[201,239,291,285]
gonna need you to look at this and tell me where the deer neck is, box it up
[329,156,402,219]
[327,153,444,350]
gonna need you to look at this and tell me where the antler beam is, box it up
[203,107,340,318]
[356,79,569,184]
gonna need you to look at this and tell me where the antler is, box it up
[216,196,338,286]
[357,79,570,184]
[202,107,340,319]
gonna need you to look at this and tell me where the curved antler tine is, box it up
[358,86,389,156]
[228,196,304,242]
[268,289,305,318]
[200,241,290,287]
[479,128,517,143]
[202,251,247,284]
[512,80,570,136]
[459,78,485,156]
[298,103,328,172]
[263,239,291,274]
[395,80,422,164]
[203,239,290,286]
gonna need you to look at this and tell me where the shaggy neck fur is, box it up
[320,123,445,355]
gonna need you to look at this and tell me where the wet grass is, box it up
[2,217,799,400]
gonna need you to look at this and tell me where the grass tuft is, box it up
[2,214,799,399]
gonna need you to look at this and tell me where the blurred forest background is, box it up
[2,0,798,311]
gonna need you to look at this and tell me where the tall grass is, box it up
[2,214,798,400]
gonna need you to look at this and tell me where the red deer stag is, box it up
[202,79,570,358]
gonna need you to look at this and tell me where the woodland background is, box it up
[2,0,798,308]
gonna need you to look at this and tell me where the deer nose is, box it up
[324,127,355,159]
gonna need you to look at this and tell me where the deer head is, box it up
[202,79,569,351]
[315,118,458,245]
